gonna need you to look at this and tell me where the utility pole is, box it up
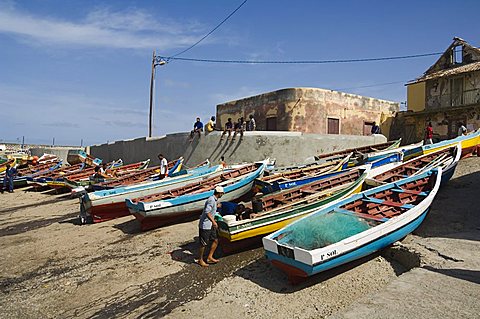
[148,51,167,138]
[148,50,155,138]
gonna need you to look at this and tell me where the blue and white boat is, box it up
[127,162,266,231]
[80,164,224,223]
[365,143,461,187]
[263,168,442,282]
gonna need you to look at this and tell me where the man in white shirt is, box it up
[158,154,168,179]
[458,123,467,136]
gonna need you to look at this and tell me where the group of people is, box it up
[424,121,469,144]
[189,114,256,141]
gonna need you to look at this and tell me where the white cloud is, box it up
[0,2,208,50]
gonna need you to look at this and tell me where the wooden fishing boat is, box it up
[27,163,86,187]
[17,160,61,176]
[13,161,63,188]
[126,162,266,231]
[217,166,370,253]
[80,164,223,223]
[92,158,183,190]
[423,129,480,158]
[363,141,423,163]
[63,159,150,189]
[257,154,351,194]
[37,153,58,164]
[314,139,401,162]
[263,167,442,282]
[366,143,461,187]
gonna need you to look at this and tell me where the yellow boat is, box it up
[217,166,369,253]
[423,129,480,158]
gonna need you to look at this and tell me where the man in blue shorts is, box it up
[198,186,224,267]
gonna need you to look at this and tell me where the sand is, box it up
[1,156,479,318]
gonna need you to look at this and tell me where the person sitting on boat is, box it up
[158,154,168,179]
[189,117,203,141]
[92,165,109,181]
[219,156,227,169]
[197,186,224,267]
[217,202,247,219]
[1,163,17,193]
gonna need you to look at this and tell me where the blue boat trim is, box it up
[268,208,429,275]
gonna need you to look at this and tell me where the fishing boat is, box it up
[263,167,442,282]
[423,129,480,158]
[126,162,267,231]
[366,143,461,187]
[216,166,370,253]
[13,161,63,188]
[80,164,223,223]
[92,158,183,190]
[314,139,401,162]
[362,141,423,163]
[63,159,150,190]
[27,162,86,186]
[257,154,351,194]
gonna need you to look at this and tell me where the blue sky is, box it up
[0,0,478,146]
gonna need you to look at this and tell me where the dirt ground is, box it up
[1,156,479,319]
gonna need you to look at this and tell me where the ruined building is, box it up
[391,37,480,143]
[216,88,398,137]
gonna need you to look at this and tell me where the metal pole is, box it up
[52,137,55,147]
[22,136,25,149]
[80,139,83,147]
[148,50,156,138]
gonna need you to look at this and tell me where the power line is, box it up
[334,80,409,91]
[160,51,443,64]
[168,0,248,59]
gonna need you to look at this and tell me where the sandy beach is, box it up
[1,157,479,318]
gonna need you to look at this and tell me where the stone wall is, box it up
[216,87,398,139]
[90,131,387,167]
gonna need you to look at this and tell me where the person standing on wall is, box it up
[424,122,434,145]
[158,154,168,179]
[197,186,224,267]
[371,121,381,135]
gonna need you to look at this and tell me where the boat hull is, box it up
[265,208,429,281]
[84,166,223,223]
[219,178,365,243]
[130,179,257,231]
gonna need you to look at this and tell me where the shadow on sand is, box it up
[414,168,480,242]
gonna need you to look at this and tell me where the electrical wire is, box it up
[160,52,443,64]
[334,80,408,91]
[168,0,248,59]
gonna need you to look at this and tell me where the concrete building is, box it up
[391,37,480,143]
[216,87,399,138]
